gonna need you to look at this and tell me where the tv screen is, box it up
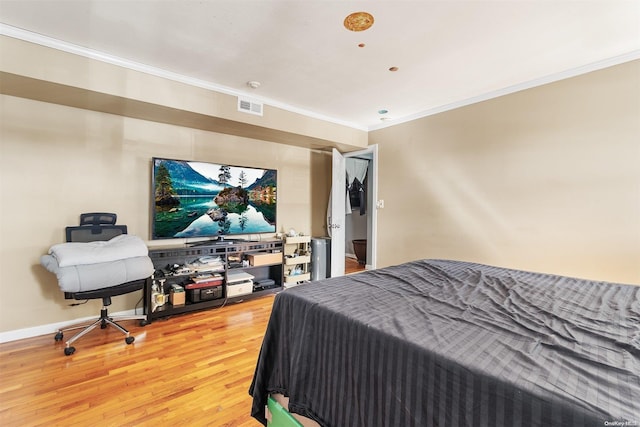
[152,157,277,240]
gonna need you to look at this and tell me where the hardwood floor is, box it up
[0,295,276,427]
[345,256,365,275]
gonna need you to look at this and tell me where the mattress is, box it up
[249,259,640,427]
[41,254,154,293]
[47,234,149,267]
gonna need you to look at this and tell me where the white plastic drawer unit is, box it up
[227,280,253,297]
[227,270,254,297]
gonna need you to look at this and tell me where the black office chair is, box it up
[54,213,150,356]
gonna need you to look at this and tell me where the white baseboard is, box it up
[0,309,143,343]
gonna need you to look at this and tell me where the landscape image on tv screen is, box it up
[152,158,277,239]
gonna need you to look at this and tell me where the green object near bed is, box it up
[267,396,303,427]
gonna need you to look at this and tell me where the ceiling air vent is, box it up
[238,97,263,116]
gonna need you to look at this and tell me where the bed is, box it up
[249,259,640,426]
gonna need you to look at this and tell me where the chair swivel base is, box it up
[54,306,147,356]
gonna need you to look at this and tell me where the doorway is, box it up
[344,156,370,274]
[329,145,378,277]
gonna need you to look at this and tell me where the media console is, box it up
[145,239,284,322]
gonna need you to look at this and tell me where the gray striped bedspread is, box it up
[249,259,640,426]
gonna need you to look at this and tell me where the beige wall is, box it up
[0,94,330,333]
[1,35,638,336]
[0,36,368,151]
[371,60,640,284]
[0,37,341,336]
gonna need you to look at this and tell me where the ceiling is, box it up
[1,1,639,131]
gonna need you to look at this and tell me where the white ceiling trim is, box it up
[370,49,640,131]
[2,23,639,134]
[0,23,368,131]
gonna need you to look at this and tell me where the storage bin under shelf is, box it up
[284,235,311,244]
[285,272,311,283]
[247,252,283,266]
[284,255,311,266]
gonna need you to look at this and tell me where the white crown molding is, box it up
[2,24,638,134]
[369,49,640,131]
[0,24,368,131]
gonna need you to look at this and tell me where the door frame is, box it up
[330,145,378,276]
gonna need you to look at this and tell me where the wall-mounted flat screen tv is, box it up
[152,157,277,240]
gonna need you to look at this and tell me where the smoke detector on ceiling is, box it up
[238,97,263,116]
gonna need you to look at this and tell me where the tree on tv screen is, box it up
[155,164,179,206]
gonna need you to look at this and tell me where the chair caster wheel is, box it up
[139,319,148,327]
[125,336,135,345]
[64,347,75,356]
[55,332,63,341]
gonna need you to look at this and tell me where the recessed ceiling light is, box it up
[358,43,366,48]
[388,67,399,72]
[247,81,261,89]
[344,12,374,32]
[378,109,388,115]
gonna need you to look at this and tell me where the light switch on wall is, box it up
[376,200,384,209]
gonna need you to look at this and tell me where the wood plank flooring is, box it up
[0,261,367,427]
[345,257,365,275]
[0,295,276,427]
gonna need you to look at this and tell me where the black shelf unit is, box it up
[145,240,284,322]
